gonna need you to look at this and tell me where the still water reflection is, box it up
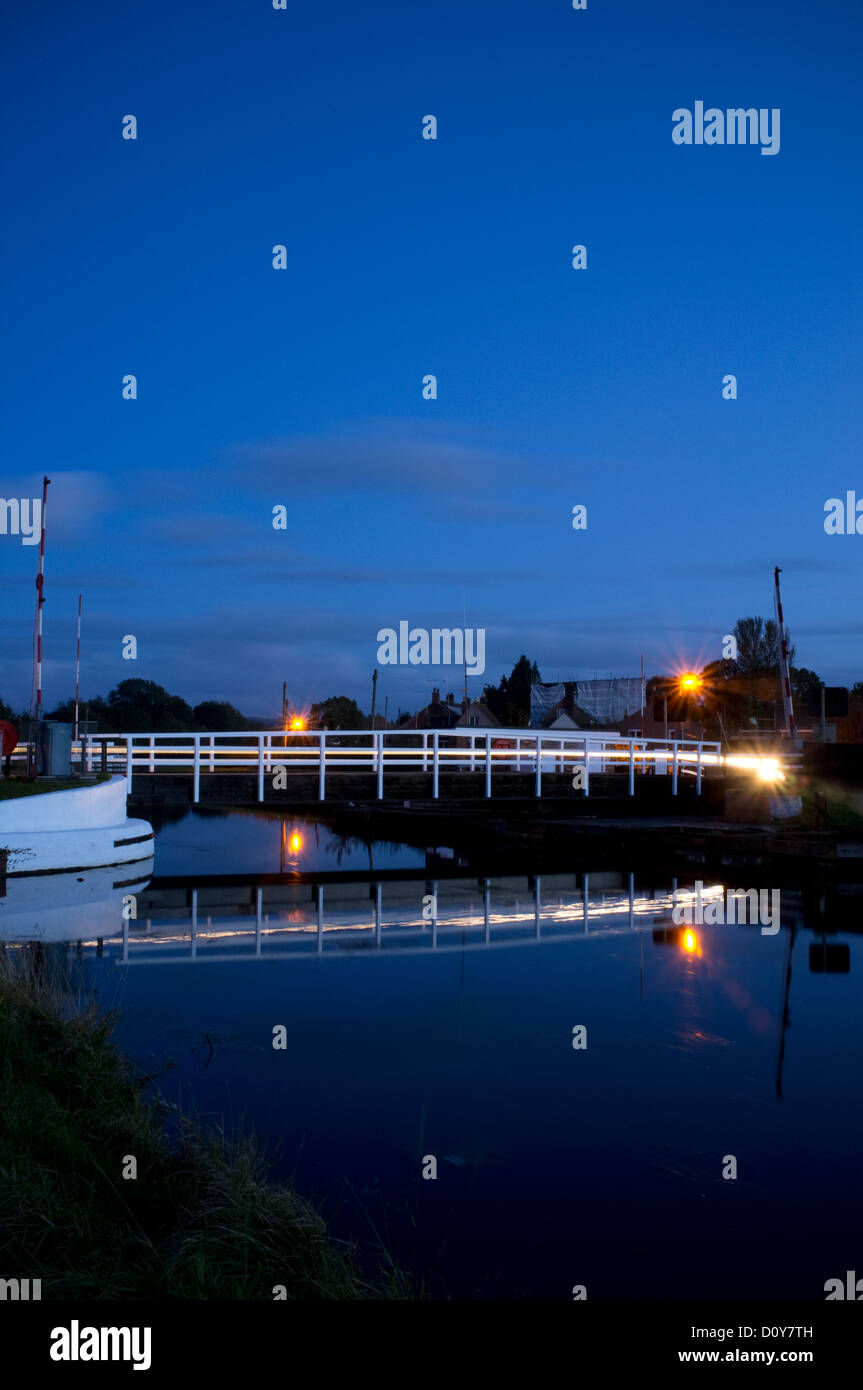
[146,804,425,875]
[2,811,860,1301]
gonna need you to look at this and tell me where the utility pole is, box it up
[370,668,378,730]
[463,591,469,709]
[773,567,797,747]
[74,593,82,740]
[34,475,50,722]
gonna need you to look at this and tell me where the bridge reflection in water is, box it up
[107,875,804,965]
[0,866,843,970]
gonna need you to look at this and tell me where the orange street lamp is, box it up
[678,671,703,693]
[290,716,305,731]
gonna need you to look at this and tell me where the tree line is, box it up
[0,682,371,735]
[1,617,860,736]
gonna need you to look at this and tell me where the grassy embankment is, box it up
[0,951,412,1299]
[799,779,863,831]
[0,773,111,801]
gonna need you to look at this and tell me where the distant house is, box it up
[614,706,704,741]
[399,690,500,730]
[399,689,461,730]
[456,700,501,729]
[545,712,582,730]
[370,713,392,729]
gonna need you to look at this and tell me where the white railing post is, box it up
[104,727,727,802]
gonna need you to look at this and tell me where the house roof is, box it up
[399,698,500,729]
[544,712,582,729]
[455,701,501,728]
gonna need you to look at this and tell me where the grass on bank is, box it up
[0,773,111,801]
[0,951,413,1299]
[799,779,863,832]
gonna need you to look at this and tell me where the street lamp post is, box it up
[676,671,704,735]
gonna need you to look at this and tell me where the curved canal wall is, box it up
[0,775,154,875]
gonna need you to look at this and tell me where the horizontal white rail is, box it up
[5,731,797,813]
[115,877,711,964]
[5,728,723,804]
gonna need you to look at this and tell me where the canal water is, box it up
[3,805,861,1301]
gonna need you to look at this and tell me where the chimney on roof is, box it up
[446,691,454,705]
[432,687,440,704]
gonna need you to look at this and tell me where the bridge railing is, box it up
[6,731,796,807]
[66,727,720,803]
[115,876,709,964]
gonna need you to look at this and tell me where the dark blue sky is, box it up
[2,0,861,721]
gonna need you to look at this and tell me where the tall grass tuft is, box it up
[0,946,414,1299]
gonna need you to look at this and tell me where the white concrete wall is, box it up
[0,774,129,832]
[0,775,154,874]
